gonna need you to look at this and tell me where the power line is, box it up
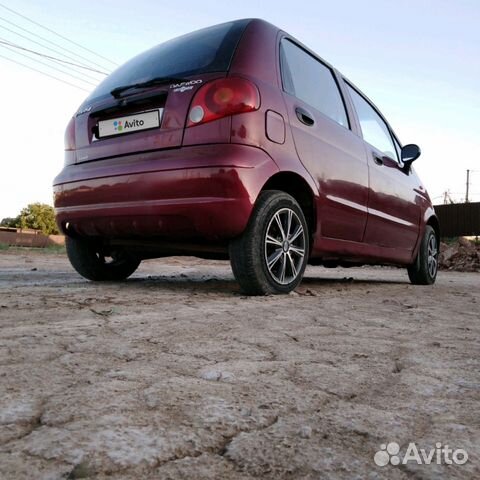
[0,38,107,80]
[0,3,118,67]
[0,17,108,73]
[0,38,101,85]
[0,41,98,87]
[0,51,89,92]
[0,42,97,87]
[0,20,108,75]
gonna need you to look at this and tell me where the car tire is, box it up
[229,190,309,295]
[407,225,438,285]
[66,236,140,281]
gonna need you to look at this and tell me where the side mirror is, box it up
[401,144,421,166]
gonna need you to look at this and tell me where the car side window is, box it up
[280,39,349,128]
[347,84,398,160]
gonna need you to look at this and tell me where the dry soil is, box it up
[0,249,479,479]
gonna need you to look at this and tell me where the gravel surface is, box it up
[0,249,479,479]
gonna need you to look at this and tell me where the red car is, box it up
[53,19,439,294]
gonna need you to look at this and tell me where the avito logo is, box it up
[374,441,468,467]
[114,119,145,132]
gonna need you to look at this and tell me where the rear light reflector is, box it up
[187,77,260,127]
[64,116,76,151]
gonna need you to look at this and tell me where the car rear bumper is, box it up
[53,144,278,240]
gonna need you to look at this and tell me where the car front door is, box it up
[346,84,420,251]
[279,39,369,244]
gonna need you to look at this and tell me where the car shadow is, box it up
[124,274,241,295]
[301,275,408,286]
[117,271,408,296]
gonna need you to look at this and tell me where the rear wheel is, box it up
[66,236,140,281]
[407,225,438,285]
[229,190,309,295]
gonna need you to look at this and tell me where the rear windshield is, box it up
[85,20,249,102]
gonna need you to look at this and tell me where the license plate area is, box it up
[97,109,163,138]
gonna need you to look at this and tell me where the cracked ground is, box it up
[0,249,479,479]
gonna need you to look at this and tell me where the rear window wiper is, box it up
[110,76,188,98]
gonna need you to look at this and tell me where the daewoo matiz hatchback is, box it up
[54,18,439,294]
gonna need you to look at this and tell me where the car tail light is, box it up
[64,117,76,151]
[187,77,260,127]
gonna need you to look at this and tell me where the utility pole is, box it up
[443,190,454,204]
[465,169,470,203]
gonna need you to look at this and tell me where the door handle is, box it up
[295,107,315,126]
[373,155,384,166]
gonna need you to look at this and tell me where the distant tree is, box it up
[0,216,20,228]
[19,203,59,235]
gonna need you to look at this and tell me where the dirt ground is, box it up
[0,249,479,480]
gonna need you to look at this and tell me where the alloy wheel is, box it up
[264,208,306,285]
[427,234,438,278]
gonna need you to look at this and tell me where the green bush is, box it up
[20,203,59,235]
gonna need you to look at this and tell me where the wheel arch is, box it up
[426,214,441,247]
[261,171,317,243]
[412,208,441,261]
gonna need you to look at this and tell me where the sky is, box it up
[0,0,479,219]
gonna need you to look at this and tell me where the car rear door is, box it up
[345,84,420,251]
[279,39,369,243]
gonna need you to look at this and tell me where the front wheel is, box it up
[407,225,438,285]
[66,237,140,281]
[229,190,309,295]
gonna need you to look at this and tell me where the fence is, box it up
[434,202,480,238]
[0,228,65,247]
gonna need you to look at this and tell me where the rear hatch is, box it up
[73,20,249,163]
